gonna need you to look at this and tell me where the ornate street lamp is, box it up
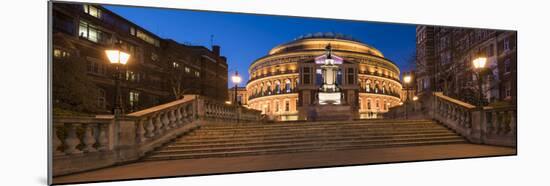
[105,46,130,117]
[231,71,242,123]
[403,74,412,119]
[232,71,242,105]
[473,56,487,142]
[473,56,487,107]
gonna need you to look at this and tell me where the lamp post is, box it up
[403,74,412,119]
[473,56,487,107]
[473,56,487,142]
[231,71,242,123]
[105,46,130,117]
[231,71,242,105]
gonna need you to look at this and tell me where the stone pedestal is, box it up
[311,105,356,121]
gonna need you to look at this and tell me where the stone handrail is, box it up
[198,97,261,122]
[481,106,517,146]
[431,92,516,147]
[52,116,118,176]
[432,92,475,139]
[52,94,261,176]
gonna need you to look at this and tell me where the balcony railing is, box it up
[249,70,298,82]
[358,89,401,98]
[249,88,298,100]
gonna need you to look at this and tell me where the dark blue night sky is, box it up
[105,5,417,87]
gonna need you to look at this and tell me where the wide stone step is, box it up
[155,135,464,155]
[194,123,446,133]
[200,120,436,130]
[185,127,451,141]
[167,132,459,150]
[197,123,442,134]
[144,139,466,161]
[176,131,457,146]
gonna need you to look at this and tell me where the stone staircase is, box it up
[143,119,466,161]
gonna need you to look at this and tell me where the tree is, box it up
[52,55,100,115]
[164,57,188,99]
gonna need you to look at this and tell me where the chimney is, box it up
[212,45,220,56]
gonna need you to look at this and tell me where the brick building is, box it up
[51,3,228,114]
[415,25,517,105]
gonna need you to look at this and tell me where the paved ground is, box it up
[53,143,516,185]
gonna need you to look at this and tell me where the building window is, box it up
[383,100,387,110]
[367,100,372,110]
[285,100,290,112]
[275,101,280,112]
[302,67,311,84]
[151,52,159,61]
[129,91,140,109]
[83,5,102,19]
[130,27,136,36]
[97,88,106,109]
[172,62,180,68]
[504,38,510,51]
[136,30,160,47]
[126,71,137,82]
[285,79,291,93]
[79,21,105,43]
[53,48,70,58]
[505,83,512,98]
[366,84,370,92]
[504,59,512,73]
[194,71,200,77]
[118,40,136,55]
[359,99,363,109]
[375,100,379,109]
[347,68,355,84]
[185,67,190,73]
[275,81,281,94]
[87,61,99,74]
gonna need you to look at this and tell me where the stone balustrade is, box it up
[52,94,261,177]
[52,116,119,176]
[481,106,517,146]
[431,92,516,147]
[199,97,261,122]
[432,92,476,139]
[52,116,113,156]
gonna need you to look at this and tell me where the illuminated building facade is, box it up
[246,33,404,121]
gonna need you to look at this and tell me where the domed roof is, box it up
[268,33,384,57]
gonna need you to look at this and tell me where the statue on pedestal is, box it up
[318,44,342,105]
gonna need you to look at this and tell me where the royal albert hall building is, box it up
[246,33,404,121]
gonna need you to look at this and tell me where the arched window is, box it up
[260,83,264,96]
[366,80,371,92]
[285,79,291,93]
[275,81,281,94]
[267,82,272,95]
[367,99,371,110]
